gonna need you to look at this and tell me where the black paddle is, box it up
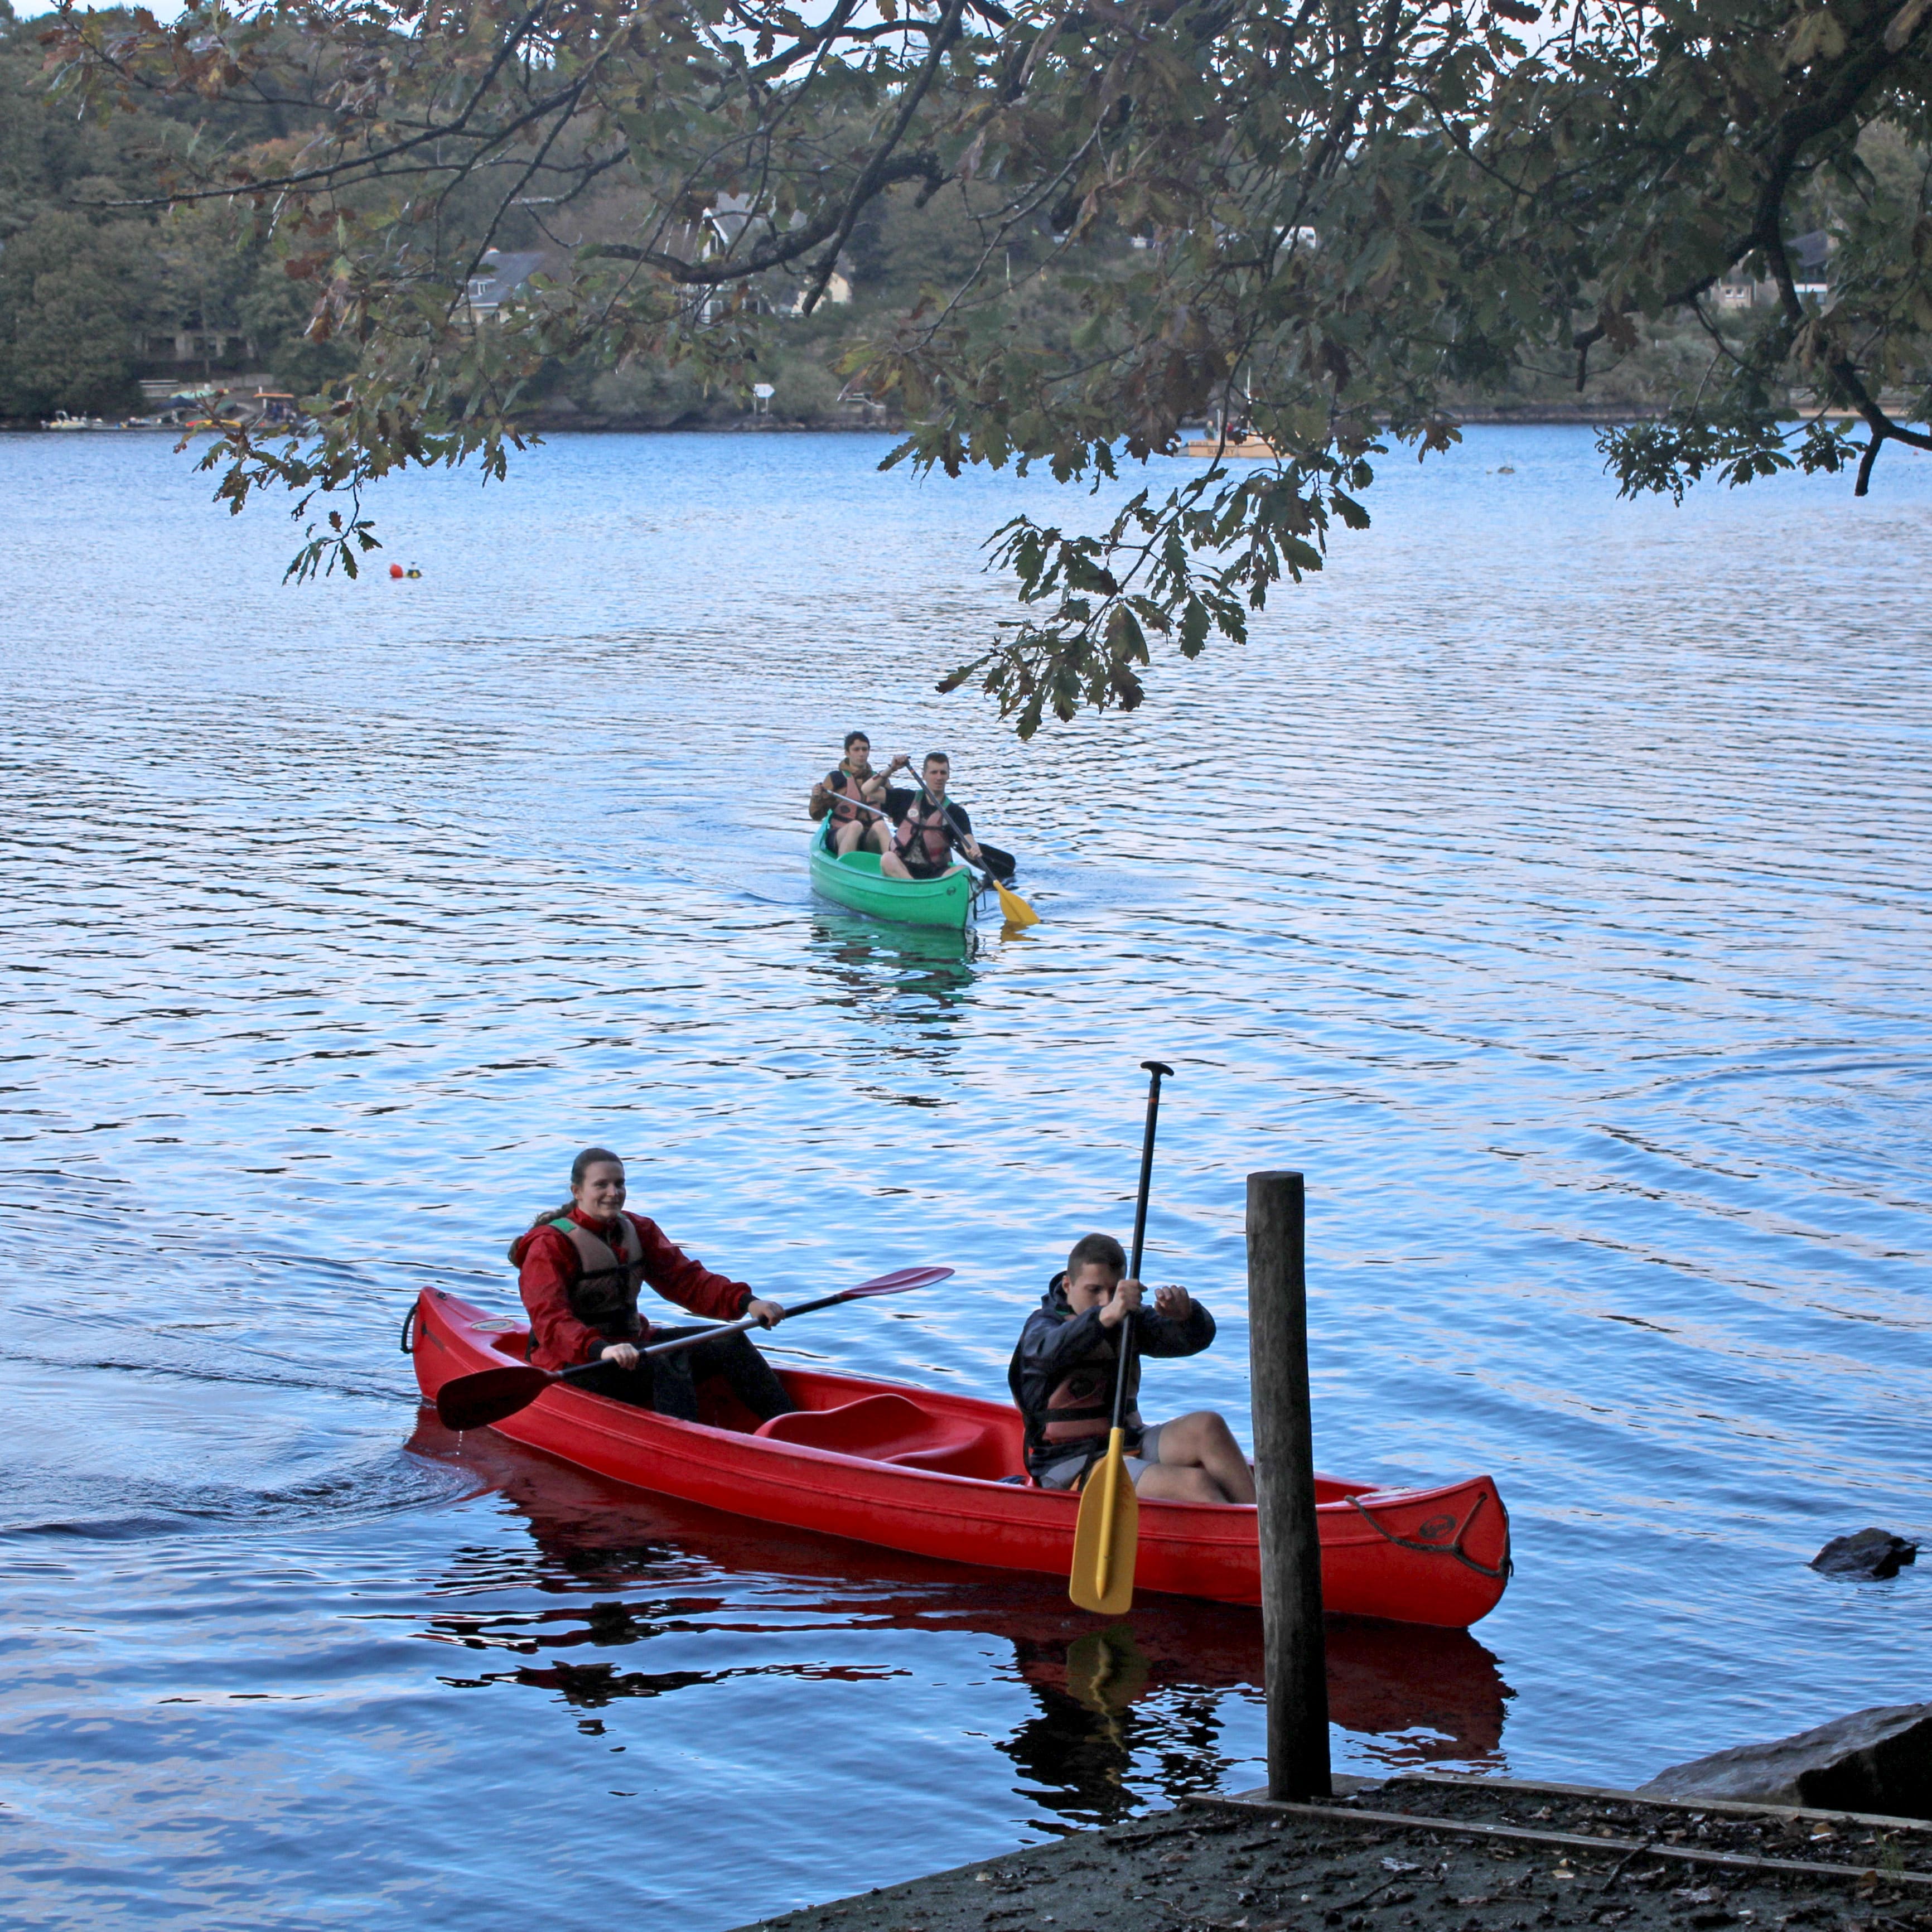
[974,839,1021,885]
[1069,1059,1174,1614]
[434,1264,953,1432]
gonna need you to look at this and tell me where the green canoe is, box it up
[808,823,976,930]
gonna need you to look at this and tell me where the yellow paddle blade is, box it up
[994,878,1040,928]
[1069,1429,1139,1614]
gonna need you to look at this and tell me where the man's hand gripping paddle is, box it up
[433,1265,953,1433]
[1069,1061,1174,1615]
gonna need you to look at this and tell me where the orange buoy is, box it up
[389,563,404,579]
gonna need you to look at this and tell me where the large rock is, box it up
[1641,1704,1932,1819]
[1811,1528,1919,1579]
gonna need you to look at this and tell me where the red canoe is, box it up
[407,1287,1512,1628]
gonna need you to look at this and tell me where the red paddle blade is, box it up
[434,1363,553,1432]
[785,1265,953,1321]
[839,1265,954,1298]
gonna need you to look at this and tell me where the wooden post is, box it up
[1247,1169,1331,1800]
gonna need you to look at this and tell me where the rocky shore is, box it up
[732,1774,1932,1932]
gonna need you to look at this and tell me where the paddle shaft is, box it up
[820,787,1018,890]
[633,1281,873,1358]
[1114,1060,1174,1430]
[1092,1060,1175,1587]
[432,1266,951,1432]
[557,1281,905,1379]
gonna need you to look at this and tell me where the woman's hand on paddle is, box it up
[1153,1284,1193,1321]
[746,1297,786,1327]
[1098,1279,1144,1327]
[599,1341,641,1370]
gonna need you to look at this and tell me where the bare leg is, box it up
[881,851,965,881]
[1134,1464,1229,1503]
[862,818,891,853]
[1133,1411,1257,1504]
[834,819,867,856]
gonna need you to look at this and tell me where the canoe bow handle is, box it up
[1344,1491,1513,1581]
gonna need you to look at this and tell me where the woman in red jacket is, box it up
[510,1147,794,1422]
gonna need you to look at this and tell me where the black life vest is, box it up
[549,1214,649,1339]
[1041,1330,1142,1450]
[895,790,954,868]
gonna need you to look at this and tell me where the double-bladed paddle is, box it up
[1069,1061,1174,1615]
[433,1264,953,1432]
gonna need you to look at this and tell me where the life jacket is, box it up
[827,765,868,827]
[512,1209,649,1340]
[1040,1331,1142,1450]
[895,790,953,868]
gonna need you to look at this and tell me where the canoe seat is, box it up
[754,1393,995,1475]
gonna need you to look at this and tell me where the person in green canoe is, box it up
[1009,1232,1257,1504]
[880,751,985,882]
[808,731,909,858]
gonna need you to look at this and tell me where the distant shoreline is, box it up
[6,404,1906,435]
[0,408,1655,433]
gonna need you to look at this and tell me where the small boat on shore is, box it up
[808,821,976,930]
[408,1287,1511,1627]
[1182,434,1278,458]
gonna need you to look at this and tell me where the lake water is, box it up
[1,426,1928,1931]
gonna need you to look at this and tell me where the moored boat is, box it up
[408,1287,1511,1627]
[807,820,975,930]
[1182,434,1278,458]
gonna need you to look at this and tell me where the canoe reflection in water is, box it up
[804,915,983,1012]
[405,1416,1510,1819]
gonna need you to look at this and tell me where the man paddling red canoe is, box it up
[1010,1231,1256,1505]
[510,1147,795,1422]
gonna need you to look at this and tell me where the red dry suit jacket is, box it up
[512,1205,753,1370]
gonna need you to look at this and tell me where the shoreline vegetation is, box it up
[11,404,1912,435]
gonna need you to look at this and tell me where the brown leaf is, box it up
[1597,303,1639,353]
[1886,0,1931,50]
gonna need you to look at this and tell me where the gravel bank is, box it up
[730,1776,1932,1932]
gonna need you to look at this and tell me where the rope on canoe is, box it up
[1345,1489,1513,1581]
[399,1301,418,1354]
